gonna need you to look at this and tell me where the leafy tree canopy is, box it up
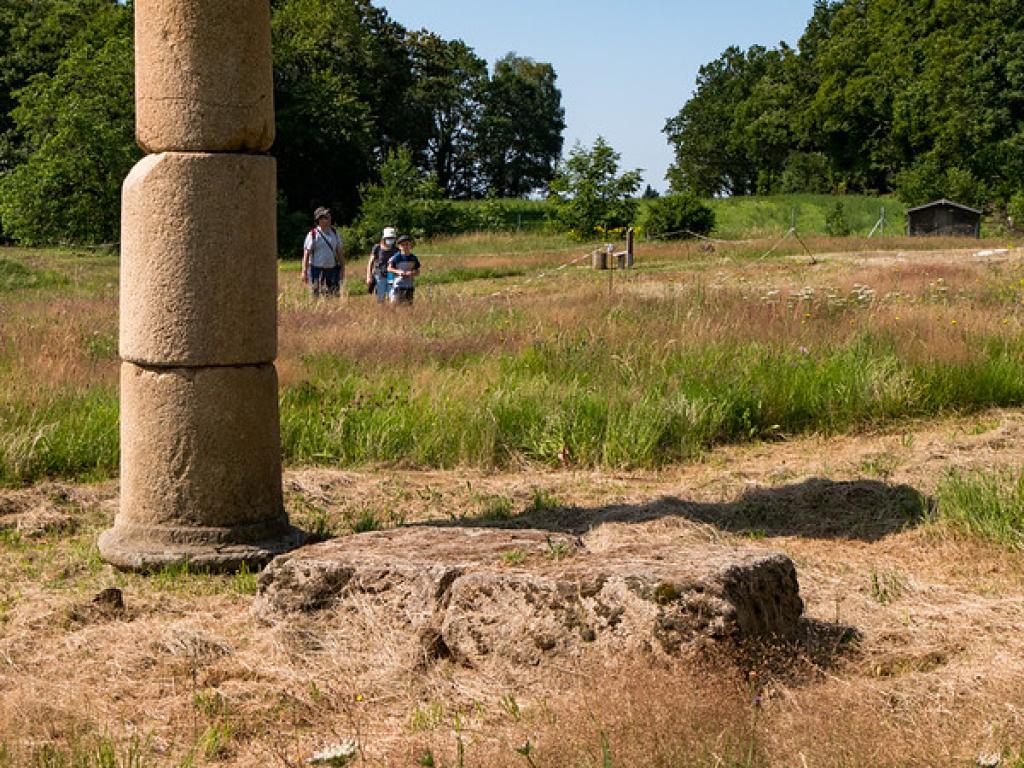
[0,0,566,245]
[478,53,566,198]
[347,146,456,251]
[271,0,413,223]
[405,30,488,199]
[0,1,136,244]
[665,0,1024,208]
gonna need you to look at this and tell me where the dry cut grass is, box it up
[3,409,1024,765]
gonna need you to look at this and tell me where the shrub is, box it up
[548,137,642,239]
[348,148,459,254]
[893,159,988,209]
[639,194,715,240]
[824,201,851,236]
[1007,192,1024,230]
[475,196,510,231]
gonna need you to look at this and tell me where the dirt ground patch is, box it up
[2,408,1024,765]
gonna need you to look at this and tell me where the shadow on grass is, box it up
[726,616,862,680]
[425,477,895,669]
[442,477,929,543]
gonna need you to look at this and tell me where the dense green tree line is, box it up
[0,0,565,245]
[0,0,134,243]
[665,0,1024,208]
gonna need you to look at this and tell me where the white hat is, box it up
[382,227,397,239]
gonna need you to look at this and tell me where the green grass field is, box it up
[2,225,1023,485]
[705,193,908,239]
[441,193,912,241]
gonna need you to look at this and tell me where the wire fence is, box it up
[485,250,596,299]
[642,228,733,244]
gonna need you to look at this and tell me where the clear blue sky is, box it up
[380,0,816,191]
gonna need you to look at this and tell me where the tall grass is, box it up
[418,265,527,286]
[0,248,117,296]
[0,733,154,768]
[0,256,66,292]
[2,239,1024,484]
[935,468,1024,548]
[0,389,119,485]
[279,332,1024,470]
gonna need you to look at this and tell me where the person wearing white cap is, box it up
[366,226,398,303]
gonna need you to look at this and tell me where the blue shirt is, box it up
[387,251,420,289]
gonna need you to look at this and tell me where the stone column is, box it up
[99,0,303,571]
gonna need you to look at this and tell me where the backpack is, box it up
[370,243,397,278]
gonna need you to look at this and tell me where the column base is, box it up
[98,519,307,572]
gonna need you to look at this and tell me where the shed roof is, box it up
[905,198,982,216]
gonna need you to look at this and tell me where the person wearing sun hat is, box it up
[366,226,397,303]
[386,234,421,305]
[301,207,344,297]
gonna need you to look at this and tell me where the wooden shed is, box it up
[906,199,981,237]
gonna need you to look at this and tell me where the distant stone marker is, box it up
[100,0,303,571]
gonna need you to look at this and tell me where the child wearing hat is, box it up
[386,235,421,305]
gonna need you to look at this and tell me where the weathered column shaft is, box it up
[134,0,275,153]
[100,0,302,571]
[119,152,278,367]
